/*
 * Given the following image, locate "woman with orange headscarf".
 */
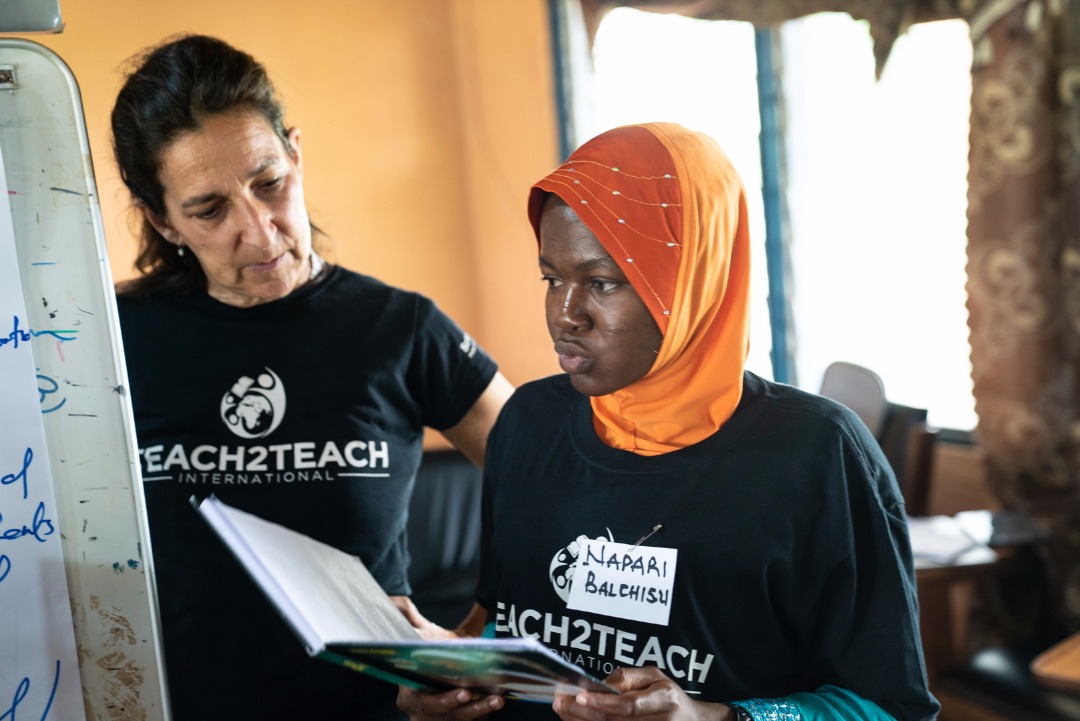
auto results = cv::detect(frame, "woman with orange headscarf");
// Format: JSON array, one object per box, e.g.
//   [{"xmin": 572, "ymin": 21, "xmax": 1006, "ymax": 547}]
[{"xmin": 397, "ymin": 124, "xmax": 938, "ymax": 721}]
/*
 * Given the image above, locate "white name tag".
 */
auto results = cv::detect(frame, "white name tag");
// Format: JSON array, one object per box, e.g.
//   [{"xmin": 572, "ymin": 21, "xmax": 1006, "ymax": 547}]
[{"xmin": 566, "ymin": 539, "xmax": 678, "ymax": 626}]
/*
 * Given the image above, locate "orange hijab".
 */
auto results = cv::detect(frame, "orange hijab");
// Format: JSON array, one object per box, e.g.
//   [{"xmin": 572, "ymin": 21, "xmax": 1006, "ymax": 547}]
[{"xmin": 528, "ymin": 123, "xmax": 751, "ymax": 455}]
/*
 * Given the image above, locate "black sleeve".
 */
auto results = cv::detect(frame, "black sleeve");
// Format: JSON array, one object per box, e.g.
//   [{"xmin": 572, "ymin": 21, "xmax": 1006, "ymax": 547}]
[
  {"xmin": 800, "ymin": 414, "xmax": 939, "ymax": 721},
  {"xmin": 406, "ymin": 295, "xmax": 497, "ymax": 431}
]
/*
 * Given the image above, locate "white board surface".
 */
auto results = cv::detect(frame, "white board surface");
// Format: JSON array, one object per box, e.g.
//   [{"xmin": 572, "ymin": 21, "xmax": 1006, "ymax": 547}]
[{"xmin": 0, "ymin": 38, "xmax": 169, "ymax": 721}]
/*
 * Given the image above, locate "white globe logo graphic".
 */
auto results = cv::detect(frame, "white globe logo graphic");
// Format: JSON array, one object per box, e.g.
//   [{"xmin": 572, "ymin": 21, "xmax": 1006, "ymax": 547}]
[{"xmin": 220, "ymin": 368, "xmax": 286, "ymax": 439}]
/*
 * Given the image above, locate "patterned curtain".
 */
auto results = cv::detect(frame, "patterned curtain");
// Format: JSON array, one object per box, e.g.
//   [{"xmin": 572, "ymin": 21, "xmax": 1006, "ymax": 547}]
[
  {"xmin": 966, "ymin": 0, "xmax": 1080, "ymax": 630},
  {"xmin": 573, "ymin": 0, "xmax": 1080, "ymax": 628}
]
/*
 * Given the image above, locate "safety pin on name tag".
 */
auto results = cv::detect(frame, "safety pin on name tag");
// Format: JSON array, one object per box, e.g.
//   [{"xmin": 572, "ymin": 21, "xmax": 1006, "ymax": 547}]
[{"xmin": 631, "ymin": 523, "xmax": 663, "ymax": 550}]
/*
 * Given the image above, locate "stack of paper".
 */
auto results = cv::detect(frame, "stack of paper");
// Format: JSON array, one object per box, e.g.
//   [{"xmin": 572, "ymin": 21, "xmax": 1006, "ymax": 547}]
[{"xmin": 906, "ymin": 514, "xmax": 995, "ymax": 566}]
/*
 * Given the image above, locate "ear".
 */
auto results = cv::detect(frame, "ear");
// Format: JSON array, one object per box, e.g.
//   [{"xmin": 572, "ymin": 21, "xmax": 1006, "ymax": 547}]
[
  {"xmin": 287, "ymin": 126, "xmax": 303, "ymax": 179},
  {"xmin": 139, "ymin": 203, "xmax": 183, "ymax": 247}
]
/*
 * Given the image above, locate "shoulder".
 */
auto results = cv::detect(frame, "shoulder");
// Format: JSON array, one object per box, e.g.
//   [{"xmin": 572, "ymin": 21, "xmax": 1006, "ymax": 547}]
[
  {"xmin": 311, "ymin": 267, "xmax": 451, "ymax": 334},
  {"xmin": 115, "ymin": 288, "xmax": 167, "ymax": 309},
  {"xmin": 504, "ymin": 374, "xmax": 576, "ymax": 411},
  {"xmin": 742, "ymin": 371, "xmax": 873, "ymax": 443},
  {"xmin": 324, "ymin": 266, "xmax": 445, "ymax": 317},
  {"xmin": 486, "ymin": 375, "xmax": 577, "ymax": 464},
  {"xmin": 322, "ymin": 266, "xmax": 416, "ymax": 301},
  {"xmin": 737, "ymin": 374, "xmax": 904, "ymax": 527},
  {"xmin": 490, "ymin": 376, "xmax": 576, "ymax": 438},
  {"xmin": 736, "ymin": 372, "xmax": 888, "ymax": 482},
  {"xmin": 499, "ymin": 374, "xmax": 578, "ymax": 418},
  {"xmin": 114, "ymin": 288, "xmax": 186, "ymax": 326}
]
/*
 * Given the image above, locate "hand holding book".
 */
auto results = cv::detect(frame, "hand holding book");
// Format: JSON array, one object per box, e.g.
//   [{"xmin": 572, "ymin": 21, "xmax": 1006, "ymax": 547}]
[{"xmin": 194, "ymin": 495, "xmax": 616, "ymax": 703}]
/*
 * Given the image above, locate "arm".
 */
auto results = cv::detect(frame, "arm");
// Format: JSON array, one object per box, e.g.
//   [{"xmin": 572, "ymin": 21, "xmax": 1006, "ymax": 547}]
[
  {"xmin": 556, "ymin": 673, "xmax": 893, "ymax": 721},
  {"xmin": 732, "ymin": 686, "xmax": 897, "ymax": 720},
  {"xmin": 441, "ymin": 372, "xmax": 514, "ymax": 467},
  {"xmin": 452, "ymin": 602, "xmax": 489, "ymax": 638}
]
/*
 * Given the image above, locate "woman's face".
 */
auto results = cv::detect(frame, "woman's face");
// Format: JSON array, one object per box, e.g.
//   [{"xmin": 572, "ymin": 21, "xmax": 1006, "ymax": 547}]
[
  {"xmin": 539, "ymin": 196, "xmax": 663, "ymax": 397},
  {"xmin": 146, "ymin": 109, "xmax": 312, "ymax": 307}
]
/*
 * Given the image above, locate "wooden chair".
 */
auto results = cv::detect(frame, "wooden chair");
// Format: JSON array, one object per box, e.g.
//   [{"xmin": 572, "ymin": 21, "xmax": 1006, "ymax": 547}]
[
  {"xmin": 879, "ymin": 401, "xmax": 936, "ymax": 517},
  {"xmin": 1032, "ymin": 631, "xmax": 1080, "ymax": 694}
]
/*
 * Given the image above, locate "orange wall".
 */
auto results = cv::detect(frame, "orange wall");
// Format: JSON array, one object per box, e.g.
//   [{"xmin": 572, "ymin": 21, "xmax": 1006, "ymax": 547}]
[{"xmin": 13, "ymin": 0, "xmax": 560, "ymax": 399}]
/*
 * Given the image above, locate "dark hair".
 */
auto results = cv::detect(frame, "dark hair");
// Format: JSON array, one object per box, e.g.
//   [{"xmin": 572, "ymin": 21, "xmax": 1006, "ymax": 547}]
[{"xmin": 112, "ymin": 34, "xmax": 325, "ymax": 296}]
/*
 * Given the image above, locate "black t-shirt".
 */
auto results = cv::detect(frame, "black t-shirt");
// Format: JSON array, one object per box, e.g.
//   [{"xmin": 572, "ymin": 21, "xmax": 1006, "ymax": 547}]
[
  {"xmin": 478, "ymin": 372, "xmax": 938, "ymax": 721},
  {"xmin": 118, "ymin": 266, "xmax": 497, "ymax": 720}
]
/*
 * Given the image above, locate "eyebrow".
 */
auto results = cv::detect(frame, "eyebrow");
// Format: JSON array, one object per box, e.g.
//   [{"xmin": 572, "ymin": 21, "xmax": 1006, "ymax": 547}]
[
  {"xmin": 539, "ymin": 255, "xmax": 620, "ymax": 273},
  {"xmin": 179, "ymin": 156, "xmax": 282, "ymax": 210}
]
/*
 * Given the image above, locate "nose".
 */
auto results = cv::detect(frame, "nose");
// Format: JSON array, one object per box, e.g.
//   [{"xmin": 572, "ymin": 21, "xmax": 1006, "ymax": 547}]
[
  {"xmin": 551, "ymin": 285, "xmax": 591, "ymax": 332},
  {"xmin": 236, "ymin": 196, "xmax": 275, "ymax": 248}
]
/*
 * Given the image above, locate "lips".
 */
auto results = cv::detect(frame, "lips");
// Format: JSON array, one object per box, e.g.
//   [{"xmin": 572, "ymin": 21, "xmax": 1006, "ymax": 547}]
[
  {"xmin": 245, "ymin": 253, "xmax": 286, "ymax": 273},
  {"xmin": 554, "ymin": 340, "xmax": 591, "ymax": 374}
]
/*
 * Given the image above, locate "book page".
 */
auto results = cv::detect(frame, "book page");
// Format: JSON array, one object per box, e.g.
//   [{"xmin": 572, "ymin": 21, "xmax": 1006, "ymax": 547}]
[{"xmin": 196, "ymin": 495, "xmax": 419, "ymax": 652}]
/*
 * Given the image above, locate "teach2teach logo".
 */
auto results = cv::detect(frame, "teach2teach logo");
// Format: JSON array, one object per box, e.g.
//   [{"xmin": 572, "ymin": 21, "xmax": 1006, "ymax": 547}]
[{"xmin": 220, "ymin": 368, "xmax": 286, "ymax": 439}]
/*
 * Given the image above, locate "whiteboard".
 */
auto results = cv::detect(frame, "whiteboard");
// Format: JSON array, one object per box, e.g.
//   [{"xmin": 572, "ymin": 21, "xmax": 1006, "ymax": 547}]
[{"xmin": 0, "ymin": 39, "xmax": 169, "ymax": 720}]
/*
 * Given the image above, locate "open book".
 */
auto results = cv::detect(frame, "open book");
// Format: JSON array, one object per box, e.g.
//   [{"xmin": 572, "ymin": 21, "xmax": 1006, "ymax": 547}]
[{"xmin": 194, "ymin": 495, "xmax": 615, "ymax": 702}]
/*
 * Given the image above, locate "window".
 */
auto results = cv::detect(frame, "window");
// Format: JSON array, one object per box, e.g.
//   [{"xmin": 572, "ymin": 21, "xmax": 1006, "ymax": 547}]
[
  {"xmin": 781, "ymin": 14, "xmax": 974, "ymax": 429},
  {"xmin": 585, "ymin": 8, "xmax": 773, "ymax": 379},
  {"xmin": 577, "ymin": 8, "xmax": 976, "ymax": 429}
]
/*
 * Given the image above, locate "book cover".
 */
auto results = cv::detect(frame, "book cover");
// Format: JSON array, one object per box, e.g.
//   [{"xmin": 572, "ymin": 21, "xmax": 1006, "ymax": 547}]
[{"xmin": 194, "ymin": 495, "xmax": 615, "ymax": 702}]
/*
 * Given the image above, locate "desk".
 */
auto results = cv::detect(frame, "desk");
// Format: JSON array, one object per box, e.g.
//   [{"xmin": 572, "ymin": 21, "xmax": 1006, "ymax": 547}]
[
  {"xmin": 911, "ymin": 508, "xmax": 1046, "ymax": 685},
  {"xmin": 915, "ymin": 547, "xmax": 1019, "ymax": 685},
  {"xmin": 1032, "ymin": 631, "xmax": 1080, "ymax": 694}
]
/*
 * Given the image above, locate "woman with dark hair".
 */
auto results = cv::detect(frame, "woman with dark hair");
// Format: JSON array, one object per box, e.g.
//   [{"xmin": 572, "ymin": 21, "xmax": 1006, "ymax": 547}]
[
  {"xmin": 398, "ymin": 123, "xmax": 939, "ymax": 721},
  {"xmin": 111, "ymin": 34, "xmax": 512, "ymax": 720}
]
